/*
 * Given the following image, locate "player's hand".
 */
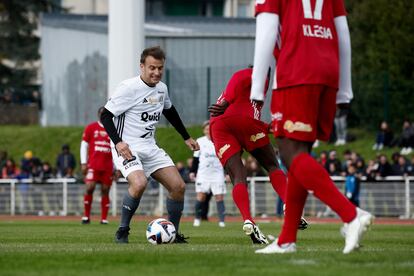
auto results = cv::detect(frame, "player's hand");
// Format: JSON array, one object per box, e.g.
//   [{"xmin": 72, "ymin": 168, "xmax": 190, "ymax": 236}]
[
  {"xmin": 115, "ymin": 141, "xmax": 133, "ymax": 161},
  {"xmin": 81, "ymin": 164, "xmax": 88, "ymax": 176},
  {"xmin": 189, "ymin": 172, "xmax": 196, "ymax": 182},
  {"xmin": 113, "ymin": 170, "xmax": 122, "ymax": 181},
  {"xmin": 185, "ymin": 138, "xmax": 200, "ymax": 151},
  {"xmin": 208, "ymin": 100, "xmax": 229, "ymax": 117}
]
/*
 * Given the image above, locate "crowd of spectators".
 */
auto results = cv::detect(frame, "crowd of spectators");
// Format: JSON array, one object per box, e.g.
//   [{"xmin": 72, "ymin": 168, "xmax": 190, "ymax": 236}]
[
  {"xmin": 373, "ymin": 120, "xmax": 414, "ymax": 155},
  {"xmin": 316, "ymin": 149, "xmax": 414, "ymax": 179},
  {"xmin": 2, "ymin": 127, "xmax": 414, "ymax": 183},
  {"xmin": 0, "ymin": 144, "xmax": 76, "ymax": 181}
]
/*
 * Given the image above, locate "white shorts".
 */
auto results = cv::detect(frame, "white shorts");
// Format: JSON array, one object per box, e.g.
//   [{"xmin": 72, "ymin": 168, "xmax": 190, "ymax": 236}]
[
  {"xmin": 195, "ymin": 181, "xmax": 227, "ymax": 195},
  {"xmin": 112, "ymin": 142, "xmax": 175, "ymax": 178}
]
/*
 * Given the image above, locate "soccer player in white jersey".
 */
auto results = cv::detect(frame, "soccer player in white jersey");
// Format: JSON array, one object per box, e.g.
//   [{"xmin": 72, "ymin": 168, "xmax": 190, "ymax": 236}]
[
  {"xmin": 100, "ymin": 46, "xmax": 199, "ymax": 243},
  {"xmin": 189, "ymin": 121, "xmax": 226, "ymax": 228}
]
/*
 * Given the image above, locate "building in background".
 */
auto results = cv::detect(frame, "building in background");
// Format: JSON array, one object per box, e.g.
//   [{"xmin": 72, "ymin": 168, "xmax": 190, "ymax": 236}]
[
  {"xmin": 40, "ymin": 14, "xmax": 268, "ymax": 127},
  {"xmin": 60, "ymin": 0, "xmax": 255, "ymax": 17}
]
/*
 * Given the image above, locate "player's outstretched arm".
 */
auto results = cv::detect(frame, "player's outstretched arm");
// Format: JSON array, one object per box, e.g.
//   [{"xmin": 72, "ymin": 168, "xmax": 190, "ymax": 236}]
[
  {"xmin": 250, "ymin": 12, "xmax": 279, "ymax": 102},
  {"xmin": 335, "ymin": 16, "xmax": 353, "ymax": 104},
  {"xmin": 162, "ymin": 105, "xmax": 199, "ymax": 150}
]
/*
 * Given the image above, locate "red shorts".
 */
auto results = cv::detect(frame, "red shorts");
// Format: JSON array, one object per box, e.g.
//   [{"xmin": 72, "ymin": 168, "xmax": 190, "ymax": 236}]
[
  {"xmin": 271, "ymin": 85, "xmax": 337, "ymax": 142},
  {"xmin": 85, "ymin": 168, "xmax": 113, "ymax": 186},
  {"xmin": 210, "ymin": 116, "xmax": 270, "ymax": 166}
]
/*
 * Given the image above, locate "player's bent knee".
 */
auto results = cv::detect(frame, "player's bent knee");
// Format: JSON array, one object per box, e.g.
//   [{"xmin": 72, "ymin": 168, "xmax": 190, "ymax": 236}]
[
  {"xmin": 128, "ymin": 176, "xmax": 147, "ymax": 197},
  {"xmin": 169, "ymin": 182, "xmax": 185, "ymax": 200}
]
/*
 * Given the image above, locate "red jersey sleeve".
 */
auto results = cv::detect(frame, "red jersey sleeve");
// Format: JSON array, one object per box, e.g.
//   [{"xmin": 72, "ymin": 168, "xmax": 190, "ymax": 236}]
[
  {"xmin": 255, "ymin": 0, "xmax": 279, "ymax": 16},
  {"xmin": 82, "ymin": 125, "xmax": 91, "ymax": 143},
  {"xmin": 333, "ymin": 0, "xmax": 347, "ymax": 17}
]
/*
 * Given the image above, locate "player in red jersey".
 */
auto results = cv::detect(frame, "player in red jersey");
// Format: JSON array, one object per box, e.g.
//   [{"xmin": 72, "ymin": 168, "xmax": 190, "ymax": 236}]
[
  {"xmin": 80, "ymin": 107, "xmax": 114, "ymax": 224},
  {"xmin": 250, "ymin": 0, "xmax": 373, "ymax": 254},
  {"xmin": 208, "ymin": 66, "xmax": 307, "ymax": 244}
]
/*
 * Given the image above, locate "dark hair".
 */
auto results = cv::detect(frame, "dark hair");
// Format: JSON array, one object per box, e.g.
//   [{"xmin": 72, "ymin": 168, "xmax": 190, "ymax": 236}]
[
  {"xmin": 98, "ymin": 106, "xmax": 105, "ymax": 115},
  {"xmin": 140, "ymin": 46, "xmax": 166, "ymax": 64}
]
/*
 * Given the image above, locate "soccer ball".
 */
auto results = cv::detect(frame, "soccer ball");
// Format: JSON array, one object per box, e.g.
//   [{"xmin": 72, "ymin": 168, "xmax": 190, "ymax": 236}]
[{"xmin": 146, "ymin": 218, "xmax": 176, "ymax": 244}]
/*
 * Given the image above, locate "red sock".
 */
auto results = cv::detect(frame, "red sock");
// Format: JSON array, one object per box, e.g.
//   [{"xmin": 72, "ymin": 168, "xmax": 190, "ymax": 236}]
[
  {"xmin": 278, "ymin": 172, "xmax": 308, "ymax": 244},
  {"xmin": 84, "ymin": 194, "xmax": 93, "ymax": 218},
  {"xmin": 101, "ymin": 195, "xmax": 110, "ymax": 221},
  {"xmin": 269, "ymin": 169, "xmax": 287, "ymax": 202},
  {"xmin": 291, "ymin": 153, "xmax": 356, "ymax": 223},
  {"xmin": 232, "ymin": 183, "xmax": 254, "ymax": 223}
]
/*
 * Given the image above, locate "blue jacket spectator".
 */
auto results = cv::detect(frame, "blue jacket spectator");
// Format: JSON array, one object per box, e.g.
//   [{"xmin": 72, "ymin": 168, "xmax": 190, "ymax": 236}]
[
  {"xmin": 345, "ymin": 164, "xmax": 360, "ymax": 207},
  {"xmin": 56, "ymin": 144, "xmax": 76, "ymax": 178}
]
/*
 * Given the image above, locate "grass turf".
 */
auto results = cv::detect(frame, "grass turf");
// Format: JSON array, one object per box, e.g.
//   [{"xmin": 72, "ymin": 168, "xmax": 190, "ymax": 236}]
[{"xmin": 0, "ymin": 220, "xmax": 413, "ymax": 275}]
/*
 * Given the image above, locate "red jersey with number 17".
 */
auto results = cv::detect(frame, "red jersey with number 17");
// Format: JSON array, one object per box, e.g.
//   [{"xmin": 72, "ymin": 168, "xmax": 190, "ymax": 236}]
[
  {"xmin": 255, "ymin": 0, "xmax": 346, "ymax": 89},
  {"xmin": 82, "ymin": 121, "xmax": 113, "ymax": 172},
  {"xmin": 210, "ymin": 68, "xmax": 267, "ymax": 124}
]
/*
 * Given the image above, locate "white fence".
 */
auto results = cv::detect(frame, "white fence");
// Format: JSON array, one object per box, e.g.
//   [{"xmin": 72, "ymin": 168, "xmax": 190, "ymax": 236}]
[{"xmin": 0, "ymin": 176, "xmax": 413, "ymax": 218}]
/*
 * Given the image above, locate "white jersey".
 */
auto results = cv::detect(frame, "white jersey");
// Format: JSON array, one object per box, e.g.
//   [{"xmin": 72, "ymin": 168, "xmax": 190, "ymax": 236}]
[
  {"xmin": 194, "ymin": 136, "xmax": 225, "ymax": 183},
  {"xmin": 105, "ymin": 76, "xmax": 172, "ymax": 147}
]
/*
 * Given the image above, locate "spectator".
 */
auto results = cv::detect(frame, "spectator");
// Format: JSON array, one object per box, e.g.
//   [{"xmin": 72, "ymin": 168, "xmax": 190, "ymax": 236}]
[
  {"xmin": 20, "ymin": 150, "xmax": 42, "ymax": 178},
  {"xmin": 365, "ymin": 159, "xmax": 378, "ymax": 181},
  {"xmin": 40, "ymin": 162, "xmax": 54, "ymax": 180},
  {"xmin": 327, "ymin": 162, "xmax": 341, "ymax": 176},
  {"xmin": 392, "ymin": 156, "xmax": 410, "ymax": 176},
  {"xmin": 345, "ymin": 164, "xmax": 360, "ymax": 207},
  {"xmin": 317, "ymin": 151, "xmax": 328, "ymax": 167},
  {"xmin": 2, "ymin": 159, "xmax": 20, "ymax": 178},
  {"xmin": 376, "ymin": 154, "xmax": 393, "ymax": 177},
  {"xmin": 398, "ymin": 120, "xmax": 414, "ymax": 155},
  {"xmin": 406, "ymin": 156, "xmax": 414, "ymax": 176},
  {"xmin": 341, "ymin": 149, "xmax": 352, "ymax": 172},
  {"xmin": 30, "ymin": 160, "xmax": 43, "ymax": 182},
  {"xmin": 334, "ymin": 104, "xmax": 349, "ymax": 146},
  {"xmin": 325, "ymin": 150, "xmax": 342, "ymax": 175},
  {"xmin": 56, "ymin": 144, "xmax": 76, "ymax": 178},
  {"xmin": 355, "ymin": 158, "xmax": 366, "ymax": 177},
  {"xmin": 372, "ymin": 121, "xmax": 394, "ymax": 150},
  {"xmin": 391, "ymin": 152, "xmax": 401, "ymax": 166}
]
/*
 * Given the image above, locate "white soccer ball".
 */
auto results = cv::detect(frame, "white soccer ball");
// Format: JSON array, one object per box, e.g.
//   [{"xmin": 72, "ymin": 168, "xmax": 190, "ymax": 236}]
[{"xmin": 146, "ymin": 218, "xmax": 176, "ymax": 245}]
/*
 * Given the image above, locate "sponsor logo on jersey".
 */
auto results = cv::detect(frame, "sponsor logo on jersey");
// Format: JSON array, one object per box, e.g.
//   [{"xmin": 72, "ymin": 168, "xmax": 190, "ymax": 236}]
[
  {"xmin": 271, "ymin": 112, "xmax": 283, "ymax": 121},
  {"xmin": 94, "ymin": 146, "xmax": 111, "ymax": 153},
  {"xmin": 250, "ymin": 132, "xmax": 266, "ymax": 142},
  {"xmin": 124, "ymin": 160, "xmax": 140, "ymax": 170},
  {"xmin": 303, "ymin": 24, "xmax": 333, "ymax": 40},
  {"xmin": 204, "ymin": 153, "xmax": 218, "ymax": 158},
  {"xmin": 218, "ymin": 144, "xmax": 230, "ymax": 159},
  {"xmin": 143, "ymin": 96, "xmax": 163, "ymax": 105},
  {"xmin": 141, "ymin": 112, "xmax": 161, "ymax": 122},
  {"xmin": 283, "ymin": 120, "xmax": 313, "ymax": 133}
]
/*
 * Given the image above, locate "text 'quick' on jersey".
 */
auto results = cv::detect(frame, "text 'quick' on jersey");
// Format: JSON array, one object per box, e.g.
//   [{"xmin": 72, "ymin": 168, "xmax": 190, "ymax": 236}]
[{"xmin": 104, "ymin": 76, "xmax": 172, "ymax": 146}]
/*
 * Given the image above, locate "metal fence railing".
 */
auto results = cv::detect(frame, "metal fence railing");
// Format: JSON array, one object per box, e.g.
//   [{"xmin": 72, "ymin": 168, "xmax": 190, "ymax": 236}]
[{"xmin": 0, "ymin": 176, "xmax": 412, "ymax": 218}]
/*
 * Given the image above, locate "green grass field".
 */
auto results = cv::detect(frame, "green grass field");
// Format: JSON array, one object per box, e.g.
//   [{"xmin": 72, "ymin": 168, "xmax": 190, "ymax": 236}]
[{"xmin": 1, "ymin": 219, "xmax": 413, "ymax": 275}]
